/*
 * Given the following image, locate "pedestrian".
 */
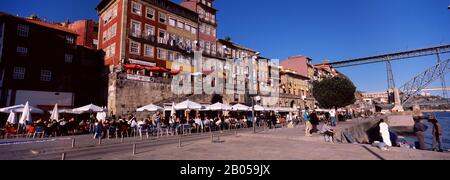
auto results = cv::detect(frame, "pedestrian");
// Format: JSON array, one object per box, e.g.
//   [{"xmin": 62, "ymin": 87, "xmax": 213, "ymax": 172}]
[
  {"xmin": 413, "ymin": 116, "xmax": 428, "ymax": 150},
  {"xmin": 304, "ymin": 110, "xmax": 312, "ymax": 137},
  {"xmin": 330, "ymin": 108, "xmax": 337, "ymax": 127},
  {"xmin": 309, "ymin": 110, "xmax": 319, "ymax": 133},
  {"xmin": 321, "ymin": 121, "xmax": 334, "ymax": 143},
  {"xmin": 94, "ymin": 120, "xmax": 103, "ymax": 139},
  {"xmin": 428, "ymin": 114, "xmax": 444, "ymax": 152},
  {"xmin": 379, "ymin": 119, "xmax": 392, "ymax": 147}
]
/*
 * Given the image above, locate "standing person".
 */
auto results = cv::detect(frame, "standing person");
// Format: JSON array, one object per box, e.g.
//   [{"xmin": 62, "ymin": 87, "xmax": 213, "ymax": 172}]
[
  {"xmin": 330, "ymin": 108, "xmax": 336, "ymax": 127},
  {"xmin": 379, "ymin": 119, "xmax": 392, "ymax": 147},
  {"xmin": 304, "ymin": 109, "xmax": 312, "ymax": 137},
  {"xmin": 309, "ymin": 110, "xmax": 319, "ymax": 133},
  {"xmin": 428, "ymin": 114, "xmax": 443, "ymax": 152},
  {"xmin": 413, "ymin": 117, "xmax": 428, "ymax": 150},
  {"xmin": 89, "ymin": 113, "xmax": 95, "ymax": 134},
  {"xmin": 271, "ymin": 113, "xmax": 277, "ymax": 129},
  {"xmin": 94, "ymin": 120, "xmax": 103, "ymax": 139}
]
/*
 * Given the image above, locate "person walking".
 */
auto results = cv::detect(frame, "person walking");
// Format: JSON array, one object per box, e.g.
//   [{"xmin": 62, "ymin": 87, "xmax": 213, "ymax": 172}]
[
  {"xmin": 428, "ymin": 114, "xmax": 444, "ymax": 152},
  {"xmin": 413, "ymin": 116, "xmax": 428, "ymax": 150},
  {"xmin": 304, "ymin": 110, "xmax": 312, "ymax": 137},
  {"xmin": 379, "ymin": 119, "xmax": 392, "ymax": 147},
  {"xmin": 309, "ymin": 110, "xmax": 319, "ymax": 133}
]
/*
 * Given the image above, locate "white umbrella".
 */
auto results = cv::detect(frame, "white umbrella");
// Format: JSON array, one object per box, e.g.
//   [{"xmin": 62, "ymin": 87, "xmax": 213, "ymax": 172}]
[
  {"xmin": 137, "ymin": 104, "xmax": 164, "ymax": 112},
  {"xmin": 231, "ymin": 104, "xmax": 250, "ymax": 111},
  {"xmin": 209, "ymin": 102, "xmax": 232, "ymax": 111},
  {"xmin": 58, "ymin": 109, "xmax": 82, "ymax": 114},
  {"xmin": 0, "ymin": 105, "xmax": 24, "ymax": 113},
  {"xmin": 253, "ymin": 105, "xmax": 268, "ymax": 111},
  {"xmin": 50, "ymin": 104, "xmax": 59, "ymax": 121},
  {"xmin": 18, "ymin": 102, "xmax": 32, "ymax": 125},
  {"xmin": 0, "ymin": 104, "xmax": 44, "ymax": 114},
  {"xmin": 7, "ymin": 111, "xmax": 17, "ymax": 124},
  {"xmin": 174, "ymin": 100, "xmax": 202, "ymax": 110},
  {"xmin": 73, "ymin": 104, "xmax": 105, "ymax": 113}
]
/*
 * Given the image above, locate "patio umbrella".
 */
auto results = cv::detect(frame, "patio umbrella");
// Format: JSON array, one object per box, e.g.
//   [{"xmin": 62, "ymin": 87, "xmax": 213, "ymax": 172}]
[
  {"xmin": 253, "ymin": 105, "xmax": 267, "ymax": 111},
  {"xmin": 231, "ymin": 104, "xmax": 250, "ymax": 111},
  {"xmin": 137, "ymin": 104, "xmax": 164, "ymax": 112},
  {"xmin": 0, "ymin": 104, "xmax": 44, "ymax": 114},
  {"xmin": 174, "ymin": 100, "xmax": 202, "ymax": 110},
  {"xmin": 18, "ymin": 102, "xmax": 32, "ymax": 125},
  {"xmin": 209, "ymin": 102, "xmax": 231, "ymax": 111},
  {"xmin": 7, "ymin": 111, "xmax": 17, "ymax": 124},
  {"xmin": 73, "ymin": 104, "xmax": 105, "ymax": 113},
  {"xmin": 0, "ymin": 105, "xmax": 24, "ymax": 113},
  {"xmin": 49, "ymin": 104, "xmax": 59, "ymax": 121}
]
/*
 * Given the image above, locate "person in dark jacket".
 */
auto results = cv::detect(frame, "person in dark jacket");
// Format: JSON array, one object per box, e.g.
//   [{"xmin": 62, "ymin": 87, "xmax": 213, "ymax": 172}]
[
  {"xmin": 428, "ymin": 114, "xmax": 444, "ymax": 152},
  {"xmin": 309, "ymin": 111, "xmax": 320, "ymax": 133},
  {"xmin": 413, "ymin": 117, "xmax": 428, "ymax": 150}
]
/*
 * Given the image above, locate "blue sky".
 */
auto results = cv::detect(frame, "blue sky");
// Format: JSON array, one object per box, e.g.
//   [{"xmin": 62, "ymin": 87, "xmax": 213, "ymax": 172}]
[{"xmin": 1, "ymin": 0, "xmax": 449, "ymax": 94}]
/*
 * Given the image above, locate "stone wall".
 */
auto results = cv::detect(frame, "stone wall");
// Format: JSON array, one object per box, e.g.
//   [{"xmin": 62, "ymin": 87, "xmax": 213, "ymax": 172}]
[{"xmin": 108, "ymin": 73, "xmax": 217, "ymax": 117}]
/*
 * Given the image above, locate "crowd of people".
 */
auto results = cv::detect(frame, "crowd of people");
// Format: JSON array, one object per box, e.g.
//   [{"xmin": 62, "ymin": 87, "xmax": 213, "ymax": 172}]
[{"xmin": 0, "ymin": 111, "xmax": 297, "ymax": 139}]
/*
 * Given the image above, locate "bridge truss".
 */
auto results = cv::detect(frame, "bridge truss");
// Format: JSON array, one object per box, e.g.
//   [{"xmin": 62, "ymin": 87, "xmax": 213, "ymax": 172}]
[
  {"xmin": 399, "ymin": 59, "xmax": 450, "ymax": 105},
  {"xmin": 317, "ymin": 44, "xmax": 450, "ymax": 105}
]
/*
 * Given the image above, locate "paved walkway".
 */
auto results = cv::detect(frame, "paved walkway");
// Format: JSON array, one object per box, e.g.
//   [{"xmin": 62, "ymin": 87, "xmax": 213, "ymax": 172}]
[{"xmin": 0, "ymin": 126, "xmax": 448, "ymax": 160}]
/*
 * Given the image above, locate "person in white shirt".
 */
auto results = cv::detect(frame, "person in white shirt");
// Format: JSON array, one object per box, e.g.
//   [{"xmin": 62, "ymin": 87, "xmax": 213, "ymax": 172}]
[
  {"xmin": 194, "ymin": 116, "xmax": 203, "ymax": 132},
  {"xmin": 329, "ymin": 108, "xmax": 337, "ymax": 127},
  {"xmin": 379, "ymin": 119, "xmax": 392, "ymax": 147}
]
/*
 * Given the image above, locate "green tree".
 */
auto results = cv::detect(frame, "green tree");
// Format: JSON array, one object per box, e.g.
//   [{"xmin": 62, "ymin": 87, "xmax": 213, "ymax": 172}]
[{"xmin": 312, "ymin": 76, "xmax": 356, "ymax": 109}]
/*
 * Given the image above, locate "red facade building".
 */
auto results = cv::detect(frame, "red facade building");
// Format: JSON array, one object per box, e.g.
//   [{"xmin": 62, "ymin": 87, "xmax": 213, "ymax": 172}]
[{"xmin": 0, "ymin": 12, "xmax": 106, "ymax": 111}]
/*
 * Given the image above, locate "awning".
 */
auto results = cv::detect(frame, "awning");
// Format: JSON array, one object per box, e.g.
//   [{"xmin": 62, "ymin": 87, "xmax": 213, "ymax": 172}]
[
  {"xmin": 129, "ymin": 59, "xmax": 156, "ymax": 67},
  {"xmin": 124, "ymin": 64, "xmax": 145, "ymax": 70},
  {"xmin": 146, "ymin": 66, "xmax": 168, "ymax": 72},
  {"xmin": 170, "ymin": 70, "xmax": 181, "ymax": 75}
]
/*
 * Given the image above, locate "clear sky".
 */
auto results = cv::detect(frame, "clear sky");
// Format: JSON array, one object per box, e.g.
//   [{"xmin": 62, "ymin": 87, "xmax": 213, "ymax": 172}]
[{"xmin": 1, "ymin": 0, "xmax": 449, "ymax": 94}]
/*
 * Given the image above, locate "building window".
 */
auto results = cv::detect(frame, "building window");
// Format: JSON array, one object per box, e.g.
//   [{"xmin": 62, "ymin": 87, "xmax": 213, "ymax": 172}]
[
  {"xmin": 169, "ymin": 18, "xmax": 176, "ymax": 27},
  {"xmin": 66, "ymin": 36, "xmax": 74, "ymax": 44},
  {"xmin": 185, "ymin": 24, "xmax": 191, "ymax": 32},
  {"xmin": 177, "ymin": 21, "xmax": 184, "ymax": 29},
  {"xmin": 13, "ymin": 67, "xmax": 26, "ymax": 80},
  {"xmin": 130, "ymin": 20, "xmax": 141, "ymax": 37},
  {"xmin": 191, "ymin": 27, "xmax": 197, "ymax": 35},
  {"xmin": 111, "ymin": 24, "xmax": 117, "ymax": 38},
  {"xmin": 130, "ymin": 41, "xmax": 140, "ymax": 55},
  {"xmin": 168, "ymin": 51, "xmax": 174, "ymax": 61},
  {"xmin": 40, "ymin": 70, "xmax": 52, "ymax": 82},
  {"xmin": 144, "ymin": 24, "xmax": 155, "ymax": 37},
  {"xmin": 16, "ymin": 46, "xmax": 28, "ymax": 56},
  {"xmin": 159, "ymin": 13, "xmax": 167, "ymax": 24},
  {"xmin": 144, "ymin": 44, "xmax": 154, "ymax": 57},
  {"xmin": 103, "ymin": 4, "xmax": 118, "ymax": 25},
  {"xmin": 131, "ymin": 1, "xmax": 142, "ymax": 15},
  {"xmin": 158, "ymin": 29, "xmax": 167, "ymax": 44},
  {"xmin": 157, "ymin": 48, "xmax": 166, "ymax": 60},
  {"xmin": 105, "ymin": 43, "xmax": 116, "ymax": 59},
  {"xmin": 17, "ymin": 24, "xmax": 29, "ymax": 37},
  {"xmin": 146, "ymin": 7, "xmax": 155, "ymax": 20},
  {"xmin": 65, "ymin": 54, "xmax": 73, "ymax": 63}
]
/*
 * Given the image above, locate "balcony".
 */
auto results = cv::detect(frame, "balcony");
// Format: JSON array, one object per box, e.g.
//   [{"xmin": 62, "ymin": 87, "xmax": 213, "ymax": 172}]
[{"xmin": 129, "ymin": 32, "xmax": 157, "ymax": 44}]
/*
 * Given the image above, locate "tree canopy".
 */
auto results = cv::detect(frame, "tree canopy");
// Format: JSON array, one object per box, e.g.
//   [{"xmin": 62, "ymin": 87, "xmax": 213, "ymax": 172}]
[{"xmin": 312, "ymin": 76, "xmax": 356, "ymax": 109}]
